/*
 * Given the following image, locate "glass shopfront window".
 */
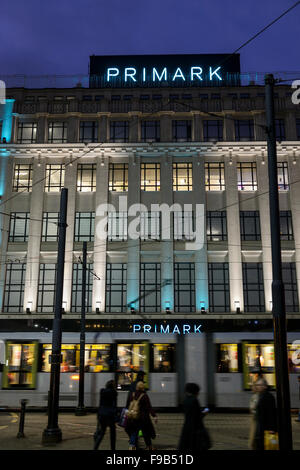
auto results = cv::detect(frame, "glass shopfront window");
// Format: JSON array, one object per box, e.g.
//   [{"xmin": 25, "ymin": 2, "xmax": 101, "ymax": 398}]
[
  {"xmin": 152, "ymin": 344, "xmax": 175, "ymax": 372},
  {"xmin": 216, "ymin": 344, "xmax": 238, "ymax": 372},
  {"xmin": 42, "ymin": 344, "xmax": 112, "ymax": 372},
  {"xmin": 116, "ymin": 343, "xmax": 149, "ymax": 390},
  {"xmin": 2, "ymin": 342, "xmax": 38, "ymax": 389},
  {"xmin": 242, "ymin": 342, "xmax": 275, "ymax": 390}
]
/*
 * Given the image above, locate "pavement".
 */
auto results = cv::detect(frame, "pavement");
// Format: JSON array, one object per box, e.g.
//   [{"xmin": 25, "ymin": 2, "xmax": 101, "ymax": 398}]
[{"xmin": 1, "ymin": 411, "xmax": 300, "ymax": 450}]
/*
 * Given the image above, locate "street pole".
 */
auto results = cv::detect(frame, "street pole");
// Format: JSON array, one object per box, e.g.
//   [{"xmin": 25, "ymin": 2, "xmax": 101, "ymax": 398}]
[
  {"xmin": 42, "ymin": 188, "xmax": 68, "ymax": 444},
  {"xmin": 75, "ymin": 241, "xmax": 87, "ymax": 416},
  {"xmin": 265, "ymin": 74, "xmax": 293, "ymax": 451}
]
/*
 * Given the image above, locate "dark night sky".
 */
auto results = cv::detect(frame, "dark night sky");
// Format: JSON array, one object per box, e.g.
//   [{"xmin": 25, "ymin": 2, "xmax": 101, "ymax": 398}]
[{"xmin": 1, "ymin": 0, "xmax": 299, "ymax": 76}]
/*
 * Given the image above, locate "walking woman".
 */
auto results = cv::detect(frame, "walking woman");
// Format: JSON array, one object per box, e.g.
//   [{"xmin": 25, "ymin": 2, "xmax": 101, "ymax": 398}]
[
  {"xmin": 125, "ymin": 381, "xmax": 157, "ymax": 450},
  {"xmin": 94, "ymin": 380, "xmax": 118, "ymax": 450}
]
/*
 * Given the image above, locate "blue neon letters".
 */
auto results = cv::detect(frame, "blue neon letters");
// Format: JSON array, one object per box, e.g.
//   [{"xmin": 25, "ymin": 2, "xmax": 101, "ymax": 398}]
[
  {"xmin": 106, "ymin": 66, "xmax": 222, "ymax": 83},
  {"xmin": 133, "ymin": 324, "xmax": 202, "ymax": 334}
]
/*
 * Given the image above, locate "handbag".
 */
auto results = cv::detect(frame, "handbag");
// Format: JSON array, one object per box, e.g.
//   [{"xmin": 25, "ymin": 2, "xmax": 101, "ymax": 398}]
[
  {"xmin": 264, "ymin": 431, "xmax": 279, "ymax": 450},
  {"xmin": 118, "ymin": 407, "xmax": 128, "ymax": 428}
]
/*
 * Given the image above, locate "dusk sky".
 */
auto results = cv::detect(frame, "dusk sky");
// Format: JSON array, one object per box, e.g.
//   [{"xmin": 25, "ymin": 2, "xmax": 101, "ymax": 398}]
[{"xmin": 1, "ymin": 0, "xmax": 299, "ymax": 76}]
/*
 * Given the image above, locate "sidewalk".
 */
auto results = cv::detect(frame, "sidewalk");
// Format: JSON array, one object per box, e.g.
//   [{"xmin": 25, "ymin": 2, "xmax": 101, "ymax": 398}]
[{"xmin": 1, "ymin": 412, "xmax": 300, "ymax": 450}]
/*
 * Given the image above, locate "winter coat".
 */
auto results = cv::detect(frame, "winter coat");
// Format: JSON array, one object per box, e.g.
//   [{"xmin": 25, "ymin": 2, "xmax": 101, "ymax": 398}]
[
  {"xmin": 254, "ymin": 390, "xmax": 277, "ymax": 450},
  {"xmin": 125, "ymin": 390, "xmax": 156, "ymax": 439},
  {"xmin": 178, "ymin": 394, "xmax": 210, "ymax": 452},
  {"xmin": 98, "ymin": 388, "xmax": 117, "ymax": 419}
]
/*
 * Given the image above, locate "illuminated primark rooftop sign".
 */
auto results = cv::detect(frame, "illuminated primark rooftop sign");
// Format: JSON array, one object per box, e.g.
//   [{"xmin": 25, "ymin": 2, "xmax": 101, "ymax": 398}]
[{"xmin": 89, "ymin": 54, "xmax": 240, "ymax": 88}]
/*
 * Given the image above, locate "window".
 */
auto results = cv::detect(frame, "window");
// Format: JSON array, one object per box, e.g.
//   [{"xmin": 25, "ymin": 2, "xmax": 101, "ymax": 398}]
[
  {"xmin": 275, "ymin": 119, "xmax": 285, "ymax": 141},
  {"xmin": 45, "ymin": 164, "xmax": 65, "ymax": 192},
  {"xmin": 42, "ymin": 344, "xmax": 112, "ymax": 372},
  {"xmin": 140, "ymin": 263, "xmax": 161, "ymax": 312},
  {"xmin": 240, "ymin": 211, "xmax": 261, "ymax": 241},
  {"xmin": 208, "ymin": 263, "xmax": 230, "ymax": 312},
  {"xmin": 296, "ymin": 118, "xmax": 300, "ymax": 140},
  {"xmin": 235, "ymin": 120, "xmax": 254, "ymax": 141},
  {"xmin": 173, "ymin": 163, "xmax": 193, "ymax": 191},
  {"xmin": 48, "ymin": 122, "xmax": 67, "ymax": 143},
  {"xmin": 242, "ymin": 263, "xmax": 265, "ymax": 312},
  {"xmin": 2, "ymin": 341, "xmax": 38, "ymax": 389},
  {"xmin": 105, "ymin": 263, "xmax": 127, "ymax": 312},
  {"xmin": 79, "ymin": 121, "xmax": 98, "ymax": 143},
  {"xmin": 237, "ymin": 162, "xmax": 257, "ymax": 191},
  {"xmin": 13, "ymin": 164, "xmax": 32, "ymax": 192},
  {"xmin": 116, "ymin": 343, "xmax": 149, "ymax": 390},
  {"xmin": 8, "ymin": 213, "xmax": 30, "ymax": 242},
  {"xmin": 172, "ymin": 120, "xmax": 192, "ymax": 142},
  {"xmin": 77, "ymin": 163, "xmax": 96, "ymax": 192},
  {"xmin": 41, "ymin": 212, "xmax": 59, "ymax": 242},
  {"xmin": 277, "ymin": 162, "xmax": 289, "ymax": 190},
  {"xmin": 17, "ymin": 122, "xmax": 37, "ymax": 143},
  {"xmin": 37, "ymin": 264, "xmax": 56, "ymax": 313},
  {"xmin": 141, "ymin": 163, "xmax": 160, "ymax": 191},
  {"xmin": 110, "ymin": 121, "xmax": 129, "ymax": 142},
  {"xmin": 174, "ymin": 263, "xmax": 195, "ymax": 313},
  {"xmin": 243, "ymin": 343, "xmax": 275, "ymax": 390},
  {"xmin": 3, "ymin": 263, "xmax": 26, "ymax": 312},
  {"xmin": 152, "ymin": 344, "xmax": 175, "ymax": 372},
  {"xmin": 203, "ymin": 120, "xmax": 223, "ymax": 142},
  {"xmin": 280, "ymin": 211, "xmax": 293, "ymax": 241},
  {"xmin": 216, "ymin": 344, "xmax": 238, "ymax": 372},
  {"xmin": 140, "ymin": 212, "xmax": 160, "ymax": 240},
  {"xmin": 108, "ymin": 212, "xmax": 127, "ymax": 241},
  {"xmin": 141, "ymin": 121, "xmax": 160, "ymax": 142},
  {"xmin": 206, "ymin": 211, "xmax": 227, "ymax": 241},
  {"xmin": 288, "ymin": 343, "xmax": 300, "ymax": 373},
  {"xmin": 282, "ymin": 263, "xmax": 299, "ymax": 312},
  {"xmin": 205, "ymin": 162, "xmax": 225, "ymax": 190},
  {"xmin": 174, "ymin": 212, "xmax": 194, "ymax": 240},
  {"xmin": 74, "ymin": 212, "xmax": 95, "ymax": 242},
  {"xmin": 109, "ymin": 163, "xmax": 128, "ymax": 192},
  {"xmin": 71, "ymin": 263, "xmax": 93, "ymax": 312}
]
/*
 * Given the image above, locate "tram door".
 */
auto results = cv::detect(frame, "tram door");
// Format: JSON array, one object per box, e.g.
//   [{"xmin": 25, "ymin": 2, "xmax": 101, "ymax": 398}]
[
  {"xmin": 2, "ymin": 341, "xmax": 38, "ymax": 389},
  {"xmin": 116, "ymin": 342, "xmax": 150, "ymax": 390}
]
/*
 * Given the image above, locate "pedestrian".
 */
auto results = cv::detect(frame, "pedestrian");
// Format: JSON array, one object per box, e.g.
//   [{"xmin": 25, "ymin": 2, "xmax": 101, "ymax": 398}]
[
  {"xmin": 248, "ymin": 377, "xmax": 260, "ymax": 449},
  {"xmin": 251, "ymin": 377, "xmax": 277, "ymax": 450},
  {"xmin": 126, "ymin": 370, "xmax": 146, "ymax": 409},
  {"xmin": 178, "ymin": 383, "xmax": 211, "ymax": 452},
  {"xmin": 94, "ymin": 379, "xmax": 118, "ymax": 451},
  {"xmin": 125, "ymin": 381, "xmax": 157, "ymax": 450}
]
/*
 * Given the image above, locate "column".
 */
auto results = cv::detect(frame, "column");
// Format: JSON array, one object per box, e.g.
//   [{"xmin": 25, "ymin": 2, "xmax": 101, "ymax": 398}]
[
  {"xmin": 92, "ymin": 156, "xmax": 109, "ymax": 312},
  {"xmin": 253, "ymin": 113, "xmax": 266, "ymax": 141},
  {"xmin": 160, "ymin": 113, "xmax": 172, "ymax": 142},
  {"xmin": 224, "ymin": 114, "xmax": 235, "ymax": 141},
  {"xmin": 129, "ymin": 113, "xmax": 140, "ymax": 143},
  {"xmin": 67, "ymin": 115, "xmax": 79, "ymax": 143},
  {"xmin": 285, "ymin": 113, "xmax": 297, "ymax": 141},
  {"xmin": 36, "ymin": 115, "xmax": 47, "ymax": 143},
  {"xmin": 23, "ymin": 158, "xmax": 45, "ymax": 312},
  {"xmin": 225, "ymin": 156, "xmax": 244, "ymax": 311},
  {"xmin": 98, "ymin": 113, "xmax": 109, "ymax": 142},
  {"xmin": 288, "ymin": 154, "xmax": 300, "ymax": 305},
  {"xmin": 192, "ymin": 112, "xmax": 203, "ymax": 142}
]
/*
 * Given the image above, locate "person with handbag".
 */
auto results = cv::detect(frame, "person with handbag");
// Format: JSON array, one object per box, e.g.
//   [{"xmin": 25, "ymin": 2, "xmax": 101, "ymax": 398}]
[
  {"xmin": 125, "ymin": 381, "xmax": 157, "ymax": 450},
  {"xmin": 93, "ymin": 380, "xmax": 118, "ymax": 451},
  {"xmin": 252, "ymin": 377, "xmax": 278, "ymax": 450},
  {"xmin": 178, "ymin": 382, "xmax": 211, "ymax": 452}
]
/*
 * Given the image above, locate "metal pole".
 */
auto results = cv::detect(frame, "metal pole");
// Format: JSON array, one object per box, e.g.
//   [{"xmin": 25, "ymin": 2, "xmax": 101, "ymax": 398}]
[
  {"xmin": 17, "ymin": 399, "xmax": 28, "ymax": 438},
  {"xmin": 42, "ymin": 188, "xmax": 68, "ymax": 444},
  {"xmin": 75, "ymin": 241, "xmax": 87, "ymax": 415},
  {"xmin": 265, "ymin": 74, "xmax": 293, "ymax": 451}
]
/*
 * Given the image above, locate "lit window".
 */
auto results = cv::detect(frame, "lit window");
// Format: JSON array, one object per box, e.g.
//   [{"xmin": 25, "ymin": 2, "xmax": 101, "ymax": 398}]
[
  {"xmin": 277, "ymin": 162, "xmax": 289, "ymax": 190},
  {"xmin": 237, "ymin": 162, "xmax": 257, "ymax": 191},
  {"xmin": 3, "ymin": 263, "xmax": 26, "ymax": 313},
  {"xmin": 74, "ymin": 212, "xmax": 95, "ymax": 242},
  {"xmin": 116, "ymin": 343, "xmax": 149, "ymax": 390},
  {"xmin": 42, "ymin": 212, "xmax": 59, "ymax": 242},
  {"xmin": 77, "ymin": 164, "xmax": 96, "ymax": 192},
  {"xmin": 205, "ymin": 162, "xmax": 225, "ymax": 190},
  {"xmin": 108, "ymin": 212, "xmax": 128, "ymax": 241},
  {"xmin": 17, "ymin": 122, "xmax": 37, "ymax": 143},
  {"xmin": 2, "ymin": 342, "xmax": 38, "ymax": 389},
  {"xmin": 109, "ymin": 163, "xmax": 128, "ymax": 192},
  {"xmin": 141, "ymin": 163, "xmax": 160, "ymax": 191},
  {"xmin": 45, "ymin": 164, "xmax": 65, "ymax": 192},
  {"xmin": 12, "ymin": 164, "xmax": 32, "ymax": 192},
  {"xmin": 8, "ymin": 213, "xmax": 30, "ymax": 242},
  {"xmin": 173, "ymin": 163, "xmax": 193, "ymax": 191},
  {"xmin": 48, "ymin": 121, "xmax": 68, "ymax": 143},
  {"xmin": 152, "ymin": 344, "xmax": 175, "ymax": 372},
  {"xmin": 216, "ymin": 344, "xmax": 238, "ymax": 372}
]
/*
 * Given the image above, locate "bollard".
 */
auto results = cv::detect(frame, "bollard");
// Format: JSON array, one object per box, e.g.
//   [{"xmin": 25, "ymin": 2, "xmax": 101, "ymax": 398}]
[{"xmin": 17, "ymin": 399, "xmax": 28, "ymax": 438}]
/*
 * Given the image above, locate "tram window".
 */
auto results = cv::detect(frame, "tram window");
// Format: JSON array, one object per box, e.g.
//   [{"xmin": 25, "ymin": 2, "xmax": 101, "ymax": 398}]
[
  {"xmin": 2, "ymin": 342, "xmax": 38, "ymax": 389},
  {"xmin": 116, "ymin": 343, "xmax": 149, "ymax": 390},
  {"xmin": 84, "ymin": 345, "xmax": 111, "ymax": 372},
  {"xmin": 216, "ymin": 344, "xmax": 238, "ymax": 373},
  {"xmin": 42, "ymin": 344, "xmax": 78, "ymax": 372},
  {"xmin": 242, "ymin": 343, "xmax": 275, "ymax": 390},
  {"xmin": 152, "ymin": 344, "xmax": 175, "ymax": 372},
  {"xmin": 288, "ymin": 343, "xmax": 300, "ymax": 373},
  {"xmin": 42, "ymin": 344, "xmax": 112, "ymax": 372}
]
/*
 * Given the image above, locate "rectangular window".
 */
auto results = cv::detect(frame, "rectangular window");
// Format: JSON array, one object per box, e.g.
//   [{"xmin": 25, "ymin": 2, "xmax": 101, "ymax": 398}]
[
  {"xmin": 152, "ymin": 344, "xmax": 175, "ymax": 372},
  {"xmin": 8, "ymin": 213, "xmax": 30, "ymax": 242},
  {"xmin": 71, "ymin": 263, "xmax": 93, "ymax": 312},
  {"xmin": 110, "ymin": 121, "xmax": 129, "ymax": 142},
  {"xmin": 79, "ymin": 121, "xmax": 98, "ymax": 143},
  {"xmin": 288, "ymin": 343, "xmax": 300, "ymax": 374},
  {"xmin": 17, "ymin": 122, "xmax": 37, "ymax": 143},
  {"xmin": 76, "ymin": 163, "xmax": 96, "ymax": 192},
  {"xmin": 74, "ymin": 212, "xmax": 95, "ymax": 242},
  {"xmin": 296, "ymin": 118, "xmax": 300, "ymax": 140},
  {"xmin": 277, "ymin": 162, "xmax": 289, "ymax": 190},
  {"xmin": 42, "ymin": 212, "xmax": 59, "ymax": 242},
  {"xmin": 3, "ymin": 263, "xmax": 26, "ymax": 312},
  {"xmin": 140, "ymin": 212, "xmax": 160, "ymax": 240},
  {"xmin": 243, "ymin": 343, "xmax": 275, "ymax": 390},
  {"xmin": 206, "ymin": 211, "xmax": 227, "ymax": 241},
  {"xmin": 141, "ymin": 121, "xmax": 160, "ymax": 142},
  {"xmin": 173, "ymin": 163, "xmax": 193, "ymax": 191},
  {"xmin": 172, "ymin": 120, "xmax": 192, "ymax": 142},
  {"xmin": 240, "ymin": 211, "xmax": 261, "ymax": 241},
  {"xmin": 280, "ymin": 211, "xmax": 293, "ymax": 241},
  {"xmin": 48, "ymin": 122, "xmax": 67, "ymax": 143},
  {"xmin": 45, "ymin": 164, "xmax": 65, "ymax": 192},
  {"xmin": 205, "ymin": 162, "xmax": 225, "ymax": 190},
  {"xmin": 2, "ymin": 341, "xmax": 38, "ymax": 389},
  {"xmin": 116, "ymin": 343, "xmax": 149, "ymax": 390},
  {"xmin": 216, "ymin": 344, "xmax": 238, "ymax": 373},
  {"xmin": 141, "ymin": 163, "xmax": 160, "ymax": 191},
  {"xmin": 140, "ymin": 263, "xmax": 161, "ymax": 313},
  {"xmin": 235, "ymin": 120, "xmax": 254, "ymax": 141},
  {"xmin": 108, "ymin": 212, "xmax": 128, "ymax": 241},
  {"xmin": 242, "ymin": 263, "xmax": 265, "ymax": 312},
  {"xmin": 275, "ymin": 118, "xmax": 285, "ymax": 141},
  {"xmin": 13, "ymin": 164, "xmax": 32, "ymax": 192},
  {"xmin": 174, "ymin": 212, "xmax": 194, "ymax": 240},
  {"xmin": 237, "ymin": 162, "xmax": 257, "ymax": 191},
  {"xmin": 174, "ymin": 263, "xmax": 195, "ymax": 313},
  {"xmin": 37, "ymin": 264, "xmax": 56, "ymax": 313},
  {"xmin": 109, "ymin": 163, "xmax": 128, "ymax": 192},
  {"xmin": 105, "ymin": 263, "xmax": 127, "ymax": 313},
  {"xmin": 203, "ymin": 120, "xmax": 223, "ymax": 142},
  {"xmin": 282, "ymin": 263, "xmax": 299, "ymax": 312},
  {"xmin": 208, "ymin": 263, "xmax": 230, "ymax": 313}
]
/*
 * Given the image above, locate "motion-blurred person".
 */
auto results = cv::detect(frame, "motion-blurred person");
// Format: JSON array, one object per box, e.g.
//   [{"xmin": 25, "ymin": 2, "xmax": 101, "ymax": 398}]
[
  {"xmin": 94, "ymin": 380, "xmax": 118, "ymax": 451},
  {"xmin": 248, "ymin": 377, "xmax": 260, "ymax": 449},
  {"xmin": 126, "ymin": 370, "xmax": 146, "ymax": 408},
  {"xmin": 251, "ymin": 377, "xmax": 277, "ymax": 450},
  {"xmin": 178, "ymin": 383, "xmax": 211, "ymax": 452}
]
